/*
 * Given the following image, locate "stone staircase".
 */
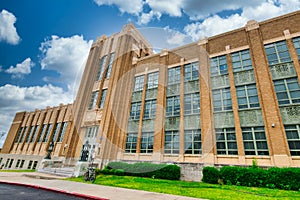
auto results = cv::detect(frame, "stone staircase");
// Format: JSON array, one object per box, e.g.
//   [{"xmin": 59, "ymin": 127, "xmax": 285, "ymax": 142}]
[{"xmin": 37, "ymin": 167, "xmax": 75, "ymax": 177}]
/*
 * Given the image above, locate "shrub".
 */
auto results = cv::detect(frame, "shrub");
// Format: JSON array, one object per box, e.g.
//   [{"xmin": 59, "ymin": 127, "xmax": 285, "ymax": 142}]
[
  {"xmin": 101, "ymin": 162, "xmax": 180, "ymax": 180},
  {"xmin": 220, "ymin": 166, "xmax": 240, "ymax": 185},
  {"xmin": 202, "ymin": 166, "xmax": 220, "ymax": 184},
  {"xmin": 219, "ymin": 165, "xmax": 300, "ymax": 191}
]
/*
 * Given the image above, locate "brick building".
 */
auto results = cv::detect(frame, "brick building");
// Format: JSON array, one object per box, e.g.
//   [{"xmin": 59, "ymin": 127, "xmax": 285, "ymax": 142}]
[{"xmin": 1, "ymin": 11, "xmax": 300, "ymax": 180}]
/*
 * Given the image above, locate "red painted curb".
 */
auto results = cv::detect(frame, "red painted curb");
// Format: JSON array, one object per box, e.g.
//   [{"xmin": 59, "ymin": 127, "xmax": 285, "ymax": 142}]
[{"xmin": 0, "ymin": 181, "xmax": 109, "ymax": 200}]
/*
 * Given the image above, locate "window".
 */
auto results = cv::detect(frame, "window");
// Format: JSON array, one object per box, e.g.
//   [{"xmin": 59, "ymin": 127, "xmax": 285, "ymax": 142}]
[
  {"xmin": 19, "ymin": 126, "xmax": 28, "ymax": 143},
  {"xmin": 212, "ymin": 88, "xmax": 232, "ymax": 111},
  {"xmin": 265, "ymin": 41, "xmax": 291, "ymax": 65},
  {"xmin": 99, "ymin": 89, "xmax": 107, "ymax": 109},
  {"xmin": 242, "ymin": 127, "xmax": 269, "ymax": 155},
  {"xmin": 105, "ymin": 52, "xmax": 115, "ymax": 78},
  {"xmin": 15, "ymin": 127, "xmax": 23, "ymax": 143},
  {"xmin": 231, "ymin": 50, "xmax": 252, "ymax": 72},
  {"xmin": 184, "ymin": 93, "xmax": 200, "ymax": 115},
  {"xmin": 30, "ymin": 125, "xmax": 40, "ymax": 143},
  {"xmin": 236, "ymin": 84, "xmax": 260, "ymax": 109},
  {"xmin": 5, "ymin": 159, "xmax": 10, "ymax": 168},
  {"xmin": 293, "ymin": 37, "xmax": 300, "ymax": 60},
  {"xmin": 58, "ymin": 122, "xmax": 67, "ymax": 142},
  {"xmin": 130, "ymin": 102, "xmax": 141, "ymax": 120},
  {"xmin": 285, "ymin": 125, "xmax": 300, "ymax": 156},
  {"xmin": 134, "ymin": 76, "xmax": 144, "ymax": 91},
  {"xmin": 51, "ymin": 123, "xmax": 61, "ymax": 142},
  {"xmin": 85, "ymin": 126, "xmax": 99, "ymax": 138},
  {"xmin": 273, "ymin": 77, "xmax": 300, "ymax": 105},
  {"xmin": 27, "ymin": 160, "xmax": 33, "ymax": 169},
  {"xmin": 15, "ymin": 159, "xmax": 20, "ymax": 168},
  {"xmin": 25, "ymin": 126, "xmax": 35, "ymax": 142},
  {"xmin": 166, "ymin": 96, "xmax": 180, "ymax": 116},
  {"xmin": 168, "ymin": 67, "xmax": 181, "ymax": 84},
  {"xmin": 164, "ymin": 130, "xmax": 180, "ymax": 154},
  {"xmin": 8, "ymin": 159, "xmax": 14, "ymax": 168},
  {"xmin": 210, "ymin": 55, "xmax": 228, "ymax": 76},
  {"xmin": 184, "ymin": 129, "xmax": 201, "ymax": 154},
  {"xmin": 38, "ymin": 124, "xmax": 47, "ymax": 142},
  {"xmin": 143, "ymin": 100, "xmax": 156, "ymax": 119},
  {"xmin": 216, "ymin": 128, "xmax": 238, "ymax": 155},
  {"xmin": 147, "ymin": 72, "xmax": 159, "ymax": 89},
  {"xmin": 125, "ymin": 133, "xmax": 137, "ymax": 153},
  {"xmin": 88, "ymin": 91, "xmax": 99, "ymax": 110},
  {"xmin": 42, "ymin": 124, "xmax": 53, "ymax": 142},
  {"xmin": 140, "ymin": 132, "xmax": 154, "ymax": 153},
  {"xmin": 184, "ymin": 62, "xmax": 199, "ymax": 81},
  {"xmin": 20, "ymin": 160, "xmax": 25, "ymax": 168},
  {"xmin": 32, "ymin": 161, "xmax": 38, "ymax": 170},
  {"xmin": 96, "ymin": 55, "xmax": 107, "ymax": 80}
]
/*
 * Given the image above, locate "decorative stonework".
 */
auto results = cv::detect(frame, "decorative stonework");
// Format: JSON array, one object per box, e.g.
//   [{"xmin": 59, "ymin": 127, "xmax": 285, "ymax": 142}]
[
  {"xmin": 184, "ymin": 80, "xmax": 200, "ymax": 93},
  {"xmin": 280, "ymin": 106, "xmax": 300, "ymax": 124},
  {"xmin": 128, "ymin": 120, "xmax": 139, "ymax": 132},
  {"xmin": 239, "ymin": 109, "xmax": 263, "ymax": 126},
  {"xmin": 214, "ymin": 112, "xmax": 234, "ymax": 128},
  {"xmin": 198, "ymin": 38, "xmax": 208, "ymax": 46},
  {"xmin": 269, "ymin": 62, "xmax": 296, "ymax": 80},
  {"xmin": 245, "ymin": 20, "xmax": 259, "ymax": 31},
  {"xmin": 131, "ymin": 91, "xmax": 143, "ymax": 102},
  {"xmin": 284, "ymin": 29, "xmax": 291, "ymax": 39},
  {"xmin": 146, "ymin": 88, "xmax": 157, "ymax": 100},
  {"xmin": 142, "ymin": 119, "xmax": 155, "ymax": 132},
  {"xmin": 184, "ymin": 115, "xmax": 201, "ymax": 129},
  {"xmin": 167, "ymin": 84, "xmax": 180, "ymax": 96},
  {"xmin": 234, "ymin": 70, "xmax": 255, "ymax": 85},
  {"xmin": 211, "ymin": 75, "xmax": 229, "ymax": 89},
  {"xmin": 165, "ymin": 117, "xmax": 180, "ymax": 130}
]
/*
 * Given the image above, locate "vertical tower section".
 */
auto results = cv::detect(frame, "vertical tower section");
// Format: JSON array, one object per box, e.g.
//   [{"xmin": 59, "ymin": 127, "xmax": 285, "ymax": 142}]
[{"xmin": 71, "ymin": 24, "xmax": 153, "ymax": 165}]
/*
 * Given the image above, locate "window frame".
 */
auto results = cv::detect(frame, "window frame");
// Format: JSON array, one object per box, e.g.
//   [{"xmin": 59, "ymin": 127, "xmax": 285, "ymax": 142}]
[
  {"xmin": 164, "ymin": 130, "xmax": 180, "ymax": 154},
  {"xmin": 184, "ymin": 129, "xmax": 201, "ymax": 155}
]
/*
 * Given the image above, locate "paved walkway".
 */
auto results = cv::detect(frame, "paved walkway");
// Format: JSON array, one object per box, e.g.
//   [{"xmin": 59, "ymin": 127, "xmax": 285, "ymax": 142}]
[{"xmin": 0, "ymin": 172, "xmax": 205, "ymax": 200}]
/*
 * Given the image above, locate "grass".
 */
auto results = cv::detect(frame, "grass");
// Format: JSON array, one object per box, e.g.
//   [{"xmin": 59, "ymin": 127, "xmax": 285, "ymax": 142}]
[
  {"xmin": 0, "ymin": 169, "xmax": 36, "ymax": 172},
  {"xmin": 66, "ymin": 174, "xmax": 300, "ymax": 200}
]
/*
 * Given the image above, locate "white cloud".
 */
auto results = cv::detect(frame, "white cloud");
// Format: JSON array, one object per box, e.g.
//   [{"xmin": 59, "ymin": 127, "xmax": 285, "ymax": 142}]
[
  {"xmin": 184, "ymin": 14, "xmax": 247, "ymax": 41},
  {"xmin": 138, "ymin": 10, "xmax": 161, "ymax": 25},
  {"xmin": 139, "ymin": 27, "xmax": 192, "ymax": 51},
  {"xmin": 93, "ymin": 0, "xmax": 143, "ymax": 15},
  {"xmin": 0, "ymin": 9, "xmax": 21, "ymax": 45},
  {"xmin": 164, "ymin": 27, "xmax": 190, "ymax": 46},
  {"xmin": 181, "ymin": 0, "xmax": 262, "ymax": 20},
  {"xmin": 146, "ymin": 0, "xmax": 183, "ymax": 17},
  {"xmin": 0, "ymin": 84, "xmax": 74, "ymax": 147},
  {"xmin": 5, "ymin": 58, "xmax": 34, "ymax": 78},
  {"xmin": 242, "ymin": 0, "xmax": 300, "ymax": 22},
  {"xmin": 39, "ymin": 35, "xmax": 93, "ymax": 91},
  {"xmin": 184, "ymin": 0, "xmax": 300, "ymax": 41}
]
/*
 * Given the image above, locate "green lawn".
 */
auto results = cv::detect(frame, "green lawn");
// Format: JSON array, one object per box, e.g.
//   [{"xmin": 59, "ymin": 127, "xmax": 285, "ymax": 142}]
[{"xmin": 67, "ymin": 175, "xmax": 300, "ymax": 200}]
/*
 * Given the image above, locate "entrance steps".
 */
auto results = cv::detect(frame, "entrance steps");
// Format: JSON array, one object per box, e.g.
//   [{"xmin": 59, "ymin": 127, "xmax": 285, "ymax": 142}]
[{"xmin": 37, "ymin": 167, "xmax": 75, "ymax": 177}]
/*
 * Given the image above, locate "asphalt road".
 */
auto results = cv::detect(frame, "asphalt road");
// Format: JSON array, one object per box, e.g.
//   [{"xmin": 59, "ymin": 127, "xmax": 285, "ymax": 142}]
[{"xmin": 0, "ymin": 183, "xmax": 85, "ymax": 200}]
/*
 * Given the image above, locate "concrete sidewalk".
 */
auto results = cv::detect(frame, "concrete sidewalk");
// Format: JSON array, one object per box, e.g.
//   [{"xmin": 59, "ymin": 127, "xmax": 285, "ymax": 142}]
[{"xmin": 0, "ymin": 172, "xmax": 205, "ymax": 200}]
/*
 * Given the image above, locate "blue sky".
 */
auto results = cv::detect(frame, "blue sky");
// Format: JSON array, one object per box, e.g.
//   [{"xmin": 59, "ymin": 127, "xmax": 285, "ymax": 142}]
[{"xmin": 0, "ymin": 0, "xmax": 299, "ymax": 146}]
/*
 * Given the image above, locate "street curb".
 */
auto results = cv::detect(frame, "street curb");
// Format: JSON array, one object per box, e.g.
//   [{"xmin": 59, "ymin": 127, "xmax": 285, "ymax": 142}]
[{"xmin": 0, "ymin": 181, "xmax": 109, "ymax": 200}]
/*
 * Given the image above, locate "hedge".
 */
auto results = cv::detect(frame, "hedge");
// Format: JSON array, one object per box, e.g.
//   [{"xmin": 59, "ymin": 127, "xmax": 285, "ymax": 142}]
[
  {"xmin": 202, "ymin": 166, "xmax": 220, "ymax": 184},
  {"xmin": 100, "ymin": 162, "xmax": 181, "ymax": 180},
  {"xmin": 202, "ymin": 165, "xmax": 300, "ymax": 191}
]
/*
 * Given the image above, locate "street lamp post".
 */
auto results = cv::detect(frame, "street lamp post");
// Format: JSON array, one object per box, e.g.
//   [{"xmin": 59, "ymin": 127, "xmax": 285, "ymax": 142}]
[{"xmin": 44, "ymin": 141, "xmax": 55, "ymax": 159}]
